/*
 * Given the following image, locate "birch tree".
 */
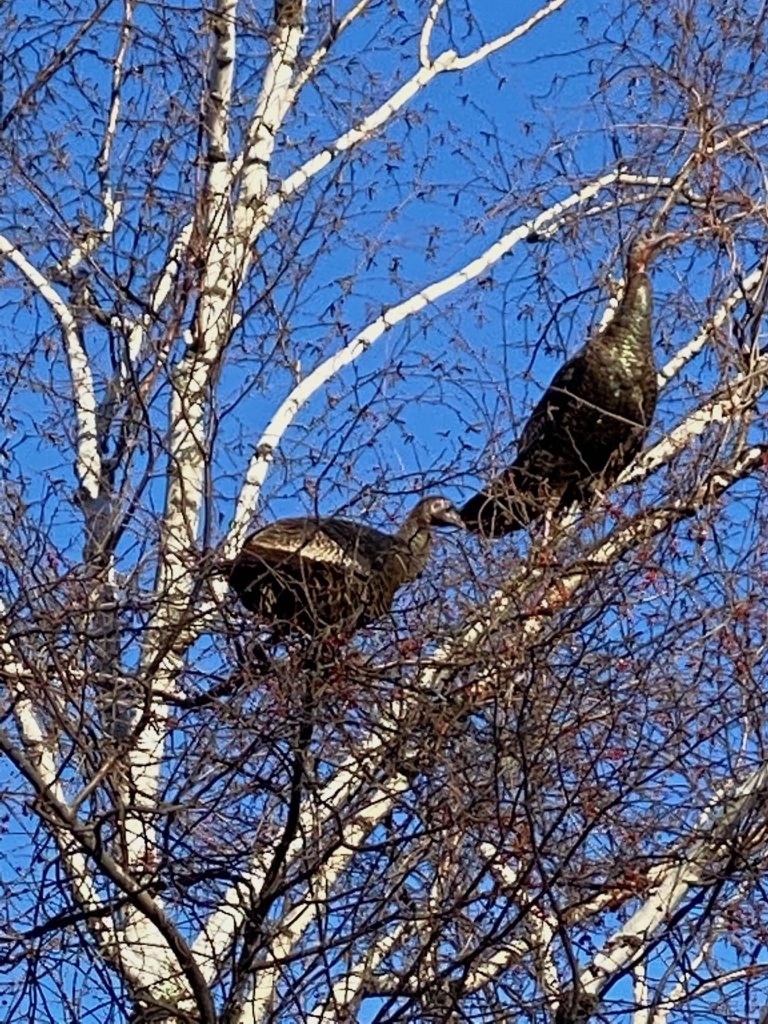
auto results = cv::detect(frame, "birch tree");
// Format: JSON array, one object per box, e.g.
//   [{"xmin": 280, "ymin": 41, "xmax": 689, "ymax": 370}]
[{"xmin": 1, "ymin": 1, "xmax": 768, "ymax": 1022}]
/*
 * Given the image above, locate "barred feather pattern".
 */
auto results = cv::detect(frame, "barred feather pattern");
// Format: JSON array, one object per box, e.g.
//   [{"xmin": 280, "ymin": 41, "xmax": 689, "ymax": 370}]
[{"xmin": 229, "ymin": 497, "xmax": 462, "ymax": 637}]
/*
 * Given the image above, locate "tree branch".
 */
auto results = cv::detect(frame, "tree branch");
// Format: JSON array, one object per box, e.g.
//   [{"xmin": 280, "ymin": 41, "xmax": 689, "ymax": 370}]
[
  {"xmin": 55, "ymin": 0, "xmax": 133, "ymax": 276},
  {"xmin": 578, "ymin": 757, "xmax": 768, "ymax": 1004},
  {"xmin": 228, "ymin": 167, "xmax": 638, "ymax": 552},
  {"xmin": 0, "ymin": 233, "xmax": 101, "ymax": 498},
  {"xmin": 0, "ymin": 727, "xmax": 216, "ymax": 1023},
  {"xmin": 449, "ymin": 0, "xmax": 569, "ymax": 72},
  {"xmin": 247, "ymin": 2, "xmax": 568, "ymax": 248},
  {"xmin": 658, "ymin": 258, "xmax": 768, "ymax": 385},
  {"xmin": 0, "ymin": 2, "xmax": 112, "ymax": 134}
]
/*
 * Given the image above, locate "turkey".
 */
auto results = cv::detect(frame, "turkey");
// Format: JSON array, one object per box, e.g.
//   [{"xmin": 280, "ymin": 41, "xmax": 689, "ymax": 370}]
[
  {"xmin": 229, "ymin": 496, "xmax": 463, "ymax": 638},
  {"xmin": 461, "ymin": 233, "xmax": 676, "ymax": 537}
]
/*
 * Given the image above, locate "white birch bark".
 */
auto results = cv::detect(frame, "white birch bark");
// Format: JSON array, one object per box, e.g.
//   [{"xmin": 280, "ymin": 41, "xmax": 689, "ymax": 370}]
[
  {"xmin": 4, "ymin": 2, "xmax": 767, "ymax": 1020},
  {"xmin": 574, "ymin": 760, "xmax": 768, "ymax": 1005},
  {"xmin": 228, "ymin": 168, "xmax": 655, "ymax": 552},
  {"xmin": 0, "ymin": 234, "xmax": 101, "ymax": 499},
  {"xmin": 196, "ymin": 445, "xmax": 765, "ymax": 1020}
]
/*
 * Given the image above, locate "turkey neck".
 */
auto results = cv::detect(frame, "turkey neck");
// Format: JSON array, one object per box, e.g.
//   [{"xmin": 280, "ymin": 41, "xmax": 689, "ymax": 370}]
[
  {"xmin": 594, "ymin": 270, "xmax": 653, "ymax": 376},
  {"xmin": 390, "ymin": 517, "xmax": 434, "ymax": 583}
]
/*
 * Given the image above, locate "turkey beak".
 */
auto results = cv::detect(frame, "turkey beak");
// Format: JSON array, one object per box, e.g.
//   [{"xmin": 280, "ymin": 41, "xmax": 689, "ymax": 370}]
[{"xmin": 433, "ymin": 506, "xmax": 465, "ymax": 529}]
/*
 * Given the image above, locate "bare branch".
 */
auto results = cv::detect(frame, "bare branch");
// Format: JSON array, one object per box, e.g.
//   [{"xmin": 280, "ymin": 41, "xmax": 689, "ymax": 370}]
[
  {"xmin": 249, "ymin": 5, "xmax": 568, "ymax": 245},
  {"xmin": 0, "ymin": 233, "xmax": 101, "ymax": 498},
  {"xmin": 629, "ymin": 356, "xmax": 768, "ymax": 484},
  {"xmin": 0, "ymin": 2, "xmax": 111, "ymax": 134},
  {"xmin": 205, "ymin": 0, "xmax": 237, "ymax": 167},
  {"xmin": 449, "ymin": 0, "xmax": 569, "ymax": 72},
  {"xmin": 0, "ymin": 633, "xmax": 125, "ymax": 982},
  {"xmin": 306, "ymin": 919, "xmax": 409, "ymax": 1023},
  {"xmin": 659, "ymin": 260, "xmax": 768, "ymax": 385},
  {"xmin": 419, "ymin": 0, "xmax": 448, "ymax": 68},
  {"xmin": 228, "ymin": 168, "xmax": 635, "ymax": 551},
  {"xmin": 579, "ymin": 755, "xmax": 768, "ymax": 1002},
  {"xmin": 0, "ymin": 727, "xmax": 216, "ymax": 1021},
  {"xmin": 289, "ymin": 0, "xmax": 372, "ymax": 97},
  {"xmin": 243, "ymin": 776, "xmax": 411, "ymax": 1024},
  {"xmin": 236, "ymin": 10, "xmax": 305, "ymax": 218},
  {"xmin": 192, "ymin": 774, "xmax": 411, "ymax": 996},
  {"xmin": 58, "ymin": 0, "xmax": 134, "ymax": 275}
]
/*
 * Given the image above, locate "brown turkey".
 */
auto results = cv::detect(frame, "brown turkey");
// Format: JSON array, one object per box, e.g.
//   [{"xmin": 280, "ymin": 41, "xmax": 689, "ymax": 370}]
[
  {"xmin": 229, "ymin": 496, "xmax": 463, "ymax": 638},
  {"xmin": 461, "ymin": 233, "xmax": 676, "ymax": 538}
]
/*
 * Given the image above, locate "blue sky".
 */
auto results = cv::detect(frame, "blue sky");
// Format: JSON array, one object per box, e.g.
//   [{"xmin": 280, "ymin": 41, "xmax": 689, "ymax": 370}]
[{"xmin": 1, "ymin": 1, "xmax": 768, "ymax": 1021}]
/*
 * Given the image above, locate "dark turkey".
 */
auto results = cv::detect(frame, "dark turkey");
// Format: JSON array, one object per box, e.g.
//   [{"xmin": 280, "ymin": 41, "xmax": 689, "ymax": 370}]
[
  {"xmin": 461, "ymin": 234, "xmax": 674, "ymax": 537},
  {"xmin": 229, "ymin": 496, "xmax": 463, "ymax": 637}
]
